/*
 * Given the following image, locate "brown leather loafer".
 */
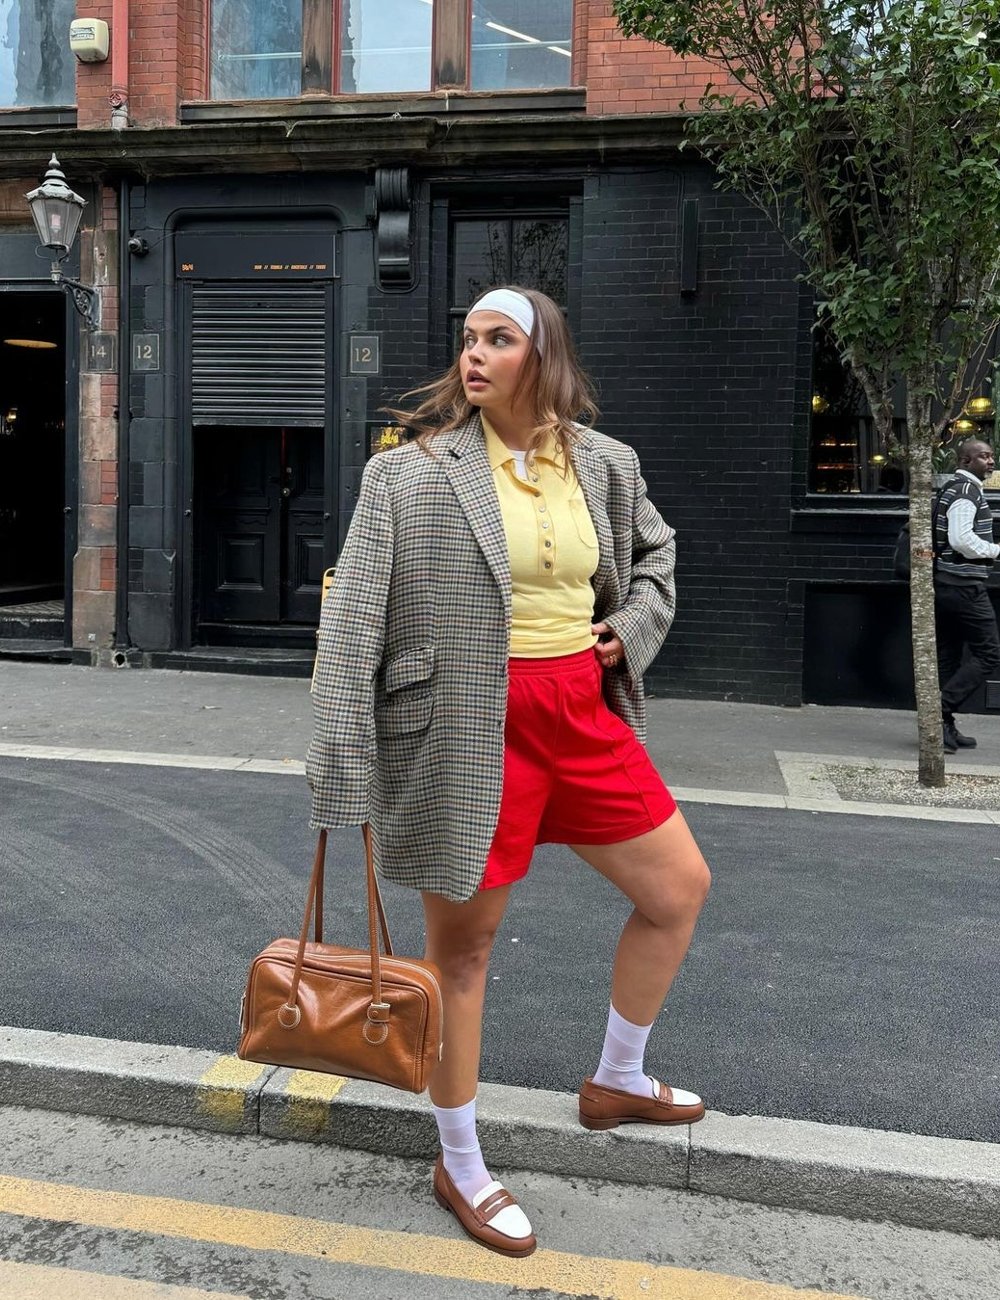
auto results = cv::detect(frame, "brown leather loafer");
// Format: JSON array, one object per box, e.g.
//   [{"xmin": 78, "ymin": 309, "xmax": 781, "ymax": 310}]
[
  {"xmin": 578, "ymin": 1077, "xmax": 706, "ymax": 1130},
  {"xmin": 432, "ymin": 1156, "xmax": 537, "ymax": 1257}
]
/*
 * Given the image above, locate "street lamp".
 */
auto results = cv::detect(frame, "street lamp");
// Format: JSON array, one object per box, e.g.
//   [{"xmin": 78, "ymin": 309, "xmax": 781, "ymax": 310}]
[{"xmin": 25, "ymin": 155, "xmax": 100, "ymax": 330}]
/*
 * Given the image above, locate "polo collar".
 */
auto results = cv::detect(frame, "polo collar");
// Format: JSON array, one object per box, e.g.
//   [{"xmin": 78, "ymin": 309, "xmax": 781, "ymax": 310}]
[{"xmin": 481, "ymin": 414, "xmax": 563, "ymax": 471}]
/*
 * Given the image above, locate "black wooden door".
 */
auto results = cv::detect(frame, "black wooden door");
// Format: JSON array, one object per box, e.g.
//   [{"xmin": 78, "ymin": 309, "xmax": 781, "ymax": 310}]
[
  {"xmin": 284, "ymin": 429, "xmax": 325, "ymax": 623},
  {"xmin": 196, "ymin": 428, "xmax": 324, "ymax": 628}
]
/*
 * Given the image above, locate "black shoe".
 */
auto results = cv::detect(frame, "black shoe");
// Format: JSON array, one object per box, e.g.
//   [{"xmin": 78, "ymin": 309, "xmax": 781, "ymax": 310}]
[{"xmin": 943, "ymin": 721, "xmax": 976, "ymax": 752}]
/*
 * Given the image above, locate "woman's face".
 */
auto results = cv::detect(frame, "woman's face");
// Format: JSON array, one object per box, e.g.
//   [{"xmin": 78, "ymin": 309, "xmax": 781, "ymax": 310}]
[{"xmin": 459, "ymin": 310, "xmax": 533, "ymax": 417}]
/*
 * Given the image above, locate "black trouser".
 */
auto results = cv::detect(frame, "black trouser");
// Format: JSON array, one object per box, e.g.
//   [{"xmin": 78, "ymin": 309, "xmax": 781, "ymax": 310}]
[{"xmin": 934, "ymin": 582, "xmax": 1000, "ymax": 717}]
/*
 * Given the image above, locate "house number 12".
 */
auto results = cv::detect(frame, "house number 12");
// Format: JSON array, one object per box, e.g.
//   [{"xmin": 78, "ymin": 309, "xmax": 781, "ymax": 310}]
[{"xmin": 349, "ymin": 334, "xmax": 380, "ymax": 375}]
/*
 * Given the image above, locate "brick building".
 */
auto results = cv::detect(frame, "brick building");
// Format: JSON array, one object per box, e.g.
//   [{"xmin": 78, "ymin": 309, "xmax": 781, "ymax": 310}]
[{"xmin": 0, "ymin": 1, "xmax": 996, "ymax": 710}]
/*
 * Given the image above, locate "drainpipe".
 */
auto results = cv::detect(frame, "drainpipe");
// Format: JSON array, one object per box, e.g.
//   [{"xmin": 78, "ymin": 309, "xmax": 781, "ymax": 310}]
[
  {"xmin": 110, "ymin": 0, "xmax": 129, "ymax": 129},
  {"xmin": 114, "ymin": 175, "xmax": 131, "ymax": 657}
]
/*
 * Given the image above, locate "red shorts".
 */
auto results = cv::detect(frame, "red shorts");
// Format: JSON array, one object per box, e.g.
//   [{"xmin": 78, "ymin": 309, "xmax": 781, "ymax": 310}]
[{"xmin": 480, "ymin": 648, "xmax": 677, "ymax": 890}]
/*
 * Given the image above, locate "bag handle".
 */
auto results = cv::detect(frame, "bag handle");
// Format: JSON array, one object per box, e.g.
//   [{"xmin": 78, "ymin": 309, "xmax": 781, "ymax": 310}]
[{"xmin": 279, "ymin": 827, "xmax": 395, "ymax": 1033}]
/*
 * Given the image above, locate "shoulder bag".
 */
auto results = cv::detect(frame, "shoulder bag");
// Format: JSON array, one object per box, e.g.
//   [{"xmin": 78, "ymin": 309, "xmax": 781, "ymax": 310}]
[{"xmin": 237, "ymin": 826, "xmax": 443, "ymax": 1093}]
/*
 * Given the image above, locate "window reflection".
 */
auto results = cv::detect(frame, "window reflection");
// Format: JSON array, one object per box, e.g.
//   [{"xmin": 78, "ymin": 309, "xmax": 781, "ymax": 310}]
[
  {"xmin": 450, "ymin": 213, "xmax": 569, "ymax": 349},
  {"xmin": 470, "ymin": 0, "xmax": 572, "ymax": 91},
  {"xmin": 211, "ymin": 0, "xmax": 302, "ymax": 101},
  {"xmin": 0, "ymin": 0, "xmax": 76, "ymax": 108},
  {"xmin": 340, "ymin": 0, "xmax": 433, "ymax": 94}
]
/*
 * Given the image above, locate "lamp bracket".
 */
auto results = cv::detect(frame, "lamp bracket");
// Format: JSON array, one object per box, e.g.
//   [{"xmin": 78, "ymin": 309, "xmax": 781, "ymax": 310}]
[{"xmin": 50, "ymin": 265, "xmax": 100, "ymax": 329}]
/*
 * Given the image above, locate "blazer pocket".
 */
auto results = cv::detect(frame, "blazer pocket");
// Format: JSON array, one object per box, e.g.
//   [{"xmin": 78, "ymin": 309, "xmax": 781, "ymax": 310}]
[
  {"xmin": 384, "ymin": 646, "xmax": 434, "ymax": 692},
  {"xmin": 376, "ymin": 646, "xmax": 434, "ymax": 735},
  {"xmin": 376, "ymin": 693, "xmax": 433, "ymax": 736}
]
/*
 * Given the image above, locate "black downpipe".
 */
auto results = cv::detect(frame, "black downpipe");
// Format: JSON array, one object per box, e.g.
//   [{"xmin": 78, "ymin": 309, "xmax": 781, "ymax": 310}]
[{"xmin": 115, "ymin": 177, "xmax": 131, "ymax": 653}]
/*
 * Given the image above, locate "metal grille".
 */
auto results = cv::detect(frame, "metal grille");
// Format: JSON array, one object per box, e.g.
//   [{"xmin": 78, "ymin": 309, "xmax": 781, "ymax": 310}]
[{"xmin": 191, "ymin": 286, "xmax": 327, "ymax": 426}]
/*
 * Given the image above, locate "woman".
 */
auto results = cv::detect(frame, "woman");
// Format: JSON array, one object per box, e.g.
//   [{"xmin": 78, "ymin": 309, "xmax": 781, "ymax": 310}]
[{"xmin": 308, "ymin": 287, "xmax": 711, "ymax": 1258}]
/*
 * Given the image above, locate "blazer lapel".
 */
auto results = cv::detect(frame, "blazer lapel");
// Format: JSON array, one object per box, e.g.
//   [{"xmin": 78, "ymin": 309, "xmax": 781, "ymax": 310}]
[
  {"xmin": 441, "ymin": 415, "xmax": 512, "ymax": 620},
  {"xmin": 573, "ymin": 434, "xmax": 618, "ymax": 613}
]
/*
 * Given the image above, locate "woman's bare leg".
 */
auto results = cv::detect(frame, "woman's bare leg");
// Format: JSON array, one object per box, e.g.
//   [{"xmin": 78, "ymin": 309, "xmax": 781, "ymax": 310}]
[
  {"xmin": 421, "ymin": 883, "xmax": 534, "ymax": 1246},
  {"xmin": 571, "ymin": 809, "xmax": 710, "ymax": 1026},
  {"xmin": 421, "ymin": 884, "xmax": 512, "ymax": 1107}
]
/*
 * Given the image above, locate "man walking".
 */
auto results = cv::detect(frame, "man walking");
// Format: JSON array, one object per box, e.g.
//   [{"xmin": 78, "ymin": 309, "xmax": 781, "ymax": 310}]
[{"xmin": 934, "ymin": 439, "xmax": 1000, "ymax": 752}]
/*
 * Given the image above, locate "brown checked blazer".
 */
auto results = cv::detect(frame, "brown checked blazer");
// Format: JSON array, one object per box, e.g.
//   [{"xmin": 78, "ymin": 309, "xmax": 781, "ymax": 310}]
[{"xmin": 307, "ymin": 414, "xmax": 677, "ymax": 901}]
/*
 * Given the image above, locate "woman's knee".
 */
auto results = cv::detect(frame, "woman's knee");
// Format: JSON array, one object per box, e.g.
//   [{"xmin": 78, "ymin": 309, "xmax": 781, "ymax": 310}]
[
  {"xmin": 426, "ymin": 919, "xmax": 502, "ymax": 991},
  {"xmin": 644, "ymin": 853, "xmax": 711, "ymax": 929}
]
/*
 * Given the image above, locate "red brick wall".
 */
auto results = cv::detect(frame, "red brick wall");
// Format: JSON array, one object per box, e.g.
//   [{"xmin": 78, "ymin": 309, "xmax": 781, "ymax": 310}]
[
  {"xmin": 76, "ymin": 1, "xmax": 205, "ymax": 129},
  {"xmin": 582, "ymin": 1, "xmax": 738, "ymax": 114},
  {"xmin": 72, "ymin": 1, "xmax": 734, "ymax": 127}
]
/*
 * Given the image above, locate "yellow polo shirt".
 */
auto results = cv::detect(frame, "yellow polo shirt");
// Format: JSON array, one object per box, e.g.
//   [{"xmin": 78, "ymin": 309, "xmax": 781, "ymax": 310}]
[{"xmin": 483, "ymin": 416, "xmax": 600, "ymax": 657}]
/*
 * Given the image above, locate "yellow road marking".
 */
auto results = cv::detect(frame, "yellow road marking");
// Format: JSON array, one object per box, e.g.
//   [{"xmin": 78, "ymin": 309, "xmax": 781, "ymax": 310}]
[
  {"xmin": 0, "ymin": 1174, "xmax": 868, "ymax": 1300},
  {"xmin": 196, "ymin": 1055, "xmax": 270, "ymax": 1130},
  {"xmin": 0, "ymin": 1258, "xmax": 248, "ymax": 1299},
  {"xmin": 281, "ymin": 1070, "xmax": 350, "ymax": 1137}
]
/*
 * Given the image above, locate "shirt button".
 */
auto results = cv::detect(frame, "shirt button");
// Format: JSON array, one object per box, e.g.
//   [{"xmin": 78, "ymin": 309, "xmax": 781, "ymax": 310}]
[
  {"xmin": 541, "ymin": 521, "xmax": 550, "ymax": 529},
  {"xmin": 544, "ymin": 540, "xmax": 552, "ymax": 548},
  {"xmin": 530, "ymin": 475, "xmax": 539, "ymax": 483},
  {"xmin": 538, "ymin": 504, "xmax": 547, "ymax": 513},
  {"xmin": 544, "ymin": 561, "xmax": 552, "ymax": 569}
]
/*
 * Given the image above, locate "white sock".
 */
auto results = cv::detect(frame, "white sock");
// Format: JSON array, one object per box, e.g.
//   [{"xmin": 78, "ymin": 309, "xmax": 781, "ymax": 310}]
[
  {"xmin": 591, "ymin": 1004, "xmax": 657, "ymax": 1097},
  {"xmin": 432, "ymin": 1099, "xmax": 491, "ymax": 1205}
]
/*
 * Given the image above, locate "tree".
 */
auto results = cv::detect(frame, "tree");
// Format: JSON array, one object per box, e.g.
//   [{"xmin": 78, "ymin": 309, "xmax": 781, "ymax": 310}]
[{"xmin": 614, "ymin": 0, "xmax": 1000, "ymax": 784}]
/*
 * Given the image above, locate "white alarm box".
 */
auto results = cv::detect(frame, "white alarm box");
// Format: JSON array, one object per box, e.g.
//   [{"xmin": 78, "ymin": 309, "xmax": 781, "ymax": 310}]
[{"xmin": 69, "ymin": 18, "xmax": 110, "ymax": 64}]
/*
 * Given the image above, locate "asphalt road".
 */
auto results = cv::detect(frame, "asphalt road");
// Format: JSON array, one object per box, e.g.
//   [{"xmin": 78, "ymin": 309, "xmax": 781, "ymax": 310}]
[
  {"xmin": 2, "ymin": 756, "xmax": 997, "ymax": 1144},
  {"xmin": 4, "ymin": 1106, "xmax": 998, "ymax": 1300}
]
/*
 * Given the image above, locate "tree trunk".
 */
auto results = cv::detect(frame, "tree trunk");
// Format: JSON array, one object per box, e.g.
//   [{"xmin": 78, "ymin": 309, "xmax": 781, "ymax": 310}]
[{"xmin": 906, "ymin": 396, "xmax": 945, "ymax": 787}]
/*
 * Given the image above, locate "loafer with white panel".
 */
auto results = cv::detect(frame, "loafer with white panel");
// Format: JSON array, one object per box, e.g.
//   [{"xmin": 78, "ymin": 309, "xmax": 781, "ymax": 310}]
[
  {"xmin": 578, "ymin": 1076, "xmax": 705, "ymax": 1130},
  {"xmin": 432, "ymin": 1156, "xmax": 537, "ymax": 1257}
]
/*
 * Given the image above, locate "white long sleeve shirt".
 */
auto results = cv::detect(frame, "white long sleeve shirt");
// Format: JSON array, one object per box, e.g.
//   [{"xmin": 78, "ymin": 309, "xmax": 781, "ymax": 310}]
[{"xmin": 946, "ymin": 470, "xmax": 1000, "ymax": 562}]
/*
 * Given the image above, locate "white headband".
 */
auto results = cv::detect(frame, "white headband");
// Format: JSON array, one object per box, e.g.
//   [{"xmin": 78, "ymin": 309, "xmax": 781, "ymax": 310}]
[{"xmin": 465, "ymin": 289, "xmax": 541, "ymax": 351}]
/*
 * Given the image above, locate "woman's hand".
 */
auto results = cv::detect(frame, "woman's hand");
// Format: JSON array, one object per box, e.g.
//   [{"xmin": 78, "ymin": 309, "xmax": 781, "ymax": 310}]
[{"xmin": 592, "ymin": 622, "xmax": 625, "ymax": 670}]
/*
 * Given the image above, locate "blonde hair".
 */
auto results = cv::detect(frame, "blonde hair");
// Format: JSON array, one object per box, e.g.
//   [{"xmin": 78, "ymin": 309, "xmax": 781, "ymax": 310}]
[{"xmin": 383, "ymin": 286, "xmax": 599, "ymax": 459}]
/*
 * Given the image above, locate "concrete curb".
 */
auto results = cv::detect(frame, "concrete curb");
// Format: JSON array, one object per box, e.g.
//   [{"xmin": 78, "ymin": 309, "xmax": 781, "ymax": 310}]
[{"xmin": 1, "ymin": 1025, "xmax": 997, "ymax": 1239}]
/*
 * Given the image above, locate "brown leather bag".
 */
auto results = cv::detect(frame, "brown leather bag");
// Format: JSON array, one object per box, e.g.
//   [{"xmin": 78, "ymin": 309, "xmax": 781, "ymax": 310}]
[{"xmin": 237, "ymin": 826, "xmax": 443, "ymax": 1093}]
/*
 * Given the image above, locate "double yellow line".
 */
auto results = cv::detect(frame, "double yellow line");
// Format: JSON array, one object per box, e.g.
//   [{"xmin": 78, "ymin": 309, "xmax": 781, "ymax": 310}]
[{"xmin": 0, "ymin": 1173, "xmax": 866, "ymax": 1300}]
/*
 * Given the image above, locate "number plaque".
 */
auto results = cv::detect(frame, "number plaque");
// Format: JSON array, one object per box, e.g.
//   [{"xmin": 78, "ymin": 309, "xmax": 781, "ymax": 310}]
[
  {"xmin": 349, "ymin": 334, "xmax": 380, "ymax": 375},
  {"xmin": 132, "ymin": 333, "xmax": 160, "ymax": 372},
  {"xmin": 86, "ymin": 332, "xmax": 117, "ymax": 373}
]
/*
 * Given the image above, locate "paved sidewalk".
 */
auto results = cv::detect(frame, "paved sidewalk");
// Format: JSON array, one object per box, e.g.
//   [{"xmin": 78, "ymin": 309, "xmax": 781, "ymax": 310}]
[{"xmin": 2, "ymin": 659, "xmax": 999, "ymax": 799}]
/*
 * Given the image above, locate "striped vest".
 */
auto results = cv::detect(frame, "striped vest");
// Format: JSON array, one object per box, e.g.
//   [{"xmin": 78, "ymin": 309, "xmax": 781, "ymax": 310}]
[{"xmin": 934, "ymin": 473, "xmax": 995, "ymax": 585}]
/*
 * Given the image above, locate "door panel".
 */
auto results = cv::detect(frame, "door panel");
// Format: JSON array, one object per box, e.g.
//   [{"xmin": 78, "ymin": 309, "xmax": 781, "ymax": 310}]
[
  {"xmin": 196, "ymin": 427, "xmax": 326, "ymax": 631},
  {"xmin": 197, "ymin": 429, "xmax": 281, "ymax": 624},
  {"xmin": 284, "ymin": 429, "xmax": 325, "ymax": 624}
]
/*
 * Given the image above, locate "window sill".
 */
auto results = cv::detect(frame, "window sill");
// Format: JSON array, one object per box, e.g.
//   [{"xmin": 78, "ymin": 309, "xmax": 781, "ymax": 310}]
[
  {"xmin": 790, "ymin": 501, "xmax": 908, "ymax": 534},
  {"xmin": 180, "ymin": 88, "xmax": 586, "ymax": 124},
  {"xmin": 0, "ymin": 106, "xmax": 76, "ymax": 128}
]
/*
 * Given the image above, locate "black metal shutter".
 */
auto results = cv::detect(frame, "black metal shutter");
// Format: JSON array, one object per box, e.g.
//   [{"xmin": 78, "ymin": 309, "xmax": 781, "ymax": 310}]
[{"xmin": 190, "ymin": 285, "xmax": 327, "ymax": 426}]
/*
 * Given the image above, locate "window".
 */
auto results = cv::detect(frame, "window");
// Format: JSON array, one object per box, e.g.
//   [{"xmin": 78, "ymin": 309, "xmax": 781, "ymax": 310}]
[
  {"xmin": 808, "ymin": 322, "xmax": 1000, "ymax": 495},
  {"xmin": 340, "ymin": 0, "xmax": 433, "ymax": 93},
  {"xmin": 449, "ymin": 211, "xmax": 569, "ymax": 350},
  {"xmin": 211, "ymin": 0, "xmax": 303, "ymax": 100},
  {"xmin": 809, "ymin": 325, "xmax": 908, "ymax": 495},
  {"xmin": 208, "ymin": 0, "xmax": 573, "ymax": 102},
  {"xmin": 0, "ymin": 0, "xmax": 76, "ymax": 108},
  {"xmin": 470, "ymin": 1, "xmax": 572, "ymax": 91}
]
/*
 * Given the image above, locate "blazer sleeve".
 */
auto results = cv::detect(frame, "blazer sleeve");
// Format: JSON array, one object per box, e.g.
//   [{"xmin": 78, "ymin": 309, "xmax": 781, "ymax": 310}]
[
  {"xmin": 307, "ymin": 457, "xmax": 394, "ymax": 828},
  {"xmin": 602, "ymin": 448, "xmax": 677, "ymax": 681}
]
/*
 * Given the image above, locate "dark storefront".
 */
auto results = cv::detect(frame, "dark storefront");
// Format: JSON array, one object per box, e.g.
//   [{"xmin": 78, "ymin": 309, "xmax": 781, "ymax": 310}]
[{"xmin": 1, "ymin": 131, "xmax": 997, "ymax": 708}]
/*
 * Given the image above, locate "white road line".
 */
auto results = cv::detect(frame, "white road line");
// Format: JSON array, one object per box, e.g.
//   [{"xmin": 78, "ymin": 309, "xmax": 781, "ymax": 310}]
[{"xmin": 0, "ymin": 742, "xmax": 997, "ymax": 825}]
